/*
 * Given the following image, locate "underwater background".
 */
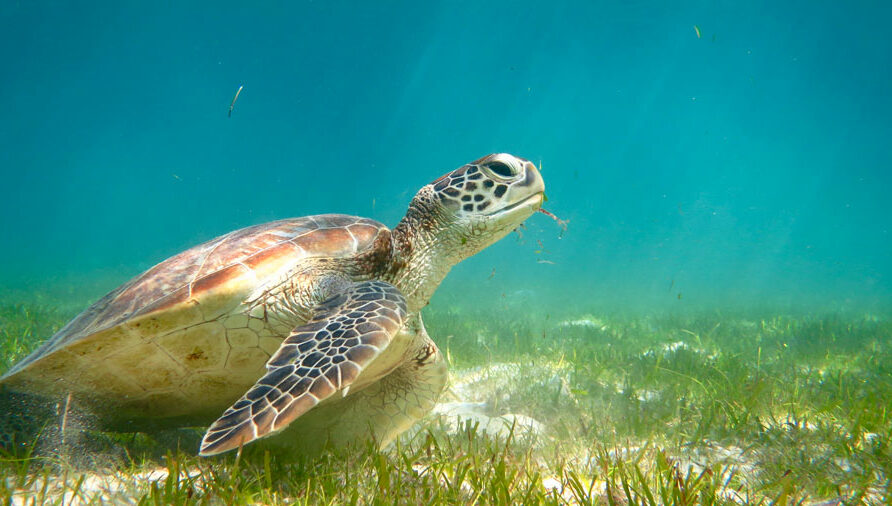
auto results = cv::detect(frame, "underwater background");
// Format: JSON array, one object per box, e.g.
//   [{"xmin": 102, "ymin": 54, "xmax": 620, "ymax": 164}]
[
  {"xmin": 2, "ymin": 2, "xmax": 892, "ymax": 503},
  {"xmin": 2, "ymin": 1, "xmax": 891, "ymax": 314}
]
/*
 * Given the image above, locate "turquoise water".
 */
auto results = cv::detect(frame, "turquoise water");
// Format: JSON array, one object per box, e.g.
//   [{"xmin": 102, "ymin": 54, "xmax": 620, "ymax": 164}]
[{"xmin": 1, "ymin": 1, "xmax": 890, "ymax": 314}]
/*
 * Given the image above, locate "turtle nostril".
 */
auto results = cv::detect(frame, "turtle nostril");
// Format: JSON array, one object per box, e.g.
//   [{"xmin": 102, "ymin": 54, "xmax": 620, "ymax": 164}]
[{"xmin": 487, "ymin": 161, "xmax": 514, "ymax": 177}]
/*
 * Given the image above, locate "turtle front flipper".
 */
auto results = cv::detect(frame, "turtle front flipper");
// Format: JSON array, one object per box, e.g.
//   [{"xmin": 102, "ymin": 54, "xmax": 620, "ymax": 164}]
[{"xmin": 199, "ymin": 280, "xmax": 408, "ymax": 456}]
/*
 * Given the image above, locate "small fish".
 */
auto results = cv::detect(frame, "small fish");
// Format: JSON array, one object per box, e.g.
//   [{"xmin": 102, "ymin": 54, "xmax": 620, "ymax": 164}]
[
  {"xmin": 488, "ymin": 268, "xmax": 496, "ymax": 280},
  {"xmin": 668, "ymin": 279, "xmax": 675, "ymax": 293},
  {"xmin": 677, "ymin": 293, "xmax": 683, "ymax": 300},
  {"xmin": 372, "ymin": 198, "xmax": 376, "ymax": 211},
  {"xmin": 172, "ymin": 174, "xmax": 181, "ymax": 181},
  {"xmin": 228, "ymin": 85, "xmax": 243, "ymax": 118},
  {"xmin": 694, "ymin": 25, "xmax": 701, "ymax": 39},
  {"xmin": 537, "ymin": 259, "xmax": 556, "ymax": 265}
]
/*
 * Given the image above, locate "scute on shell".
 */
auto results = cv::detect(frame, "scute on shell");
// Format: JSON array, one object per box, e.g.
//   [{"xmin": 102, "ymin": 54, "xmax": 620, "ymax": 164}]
[{"xmin": 0, "ymin": 215, "xmax": 389, "ymax": 426}]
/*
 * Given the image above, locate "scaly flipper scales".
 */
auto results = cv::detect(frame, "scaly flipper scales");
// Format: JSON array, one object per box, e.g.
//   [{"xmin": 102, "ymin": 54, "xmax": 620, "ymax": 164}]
[{"xmin": 199, "ymin": 280, "xmax": 407, "ymax": 456}]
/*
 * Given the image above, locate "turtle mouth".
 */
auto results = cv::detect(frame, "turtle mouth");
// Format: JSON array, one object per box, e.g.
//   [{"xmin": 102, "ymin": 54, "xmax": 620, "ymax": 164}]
[{"xmin": 485, "ymin": 193, "xmax": 544, "ymax": 218}]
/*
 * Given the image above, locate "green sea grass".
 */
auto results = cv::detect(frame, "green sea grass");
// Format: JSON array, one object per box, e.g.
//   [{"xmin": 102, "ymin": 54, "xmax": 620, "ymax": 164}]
[{"xmin": 1, "ymin": 300, "xmax": 889, "ymax": 504}]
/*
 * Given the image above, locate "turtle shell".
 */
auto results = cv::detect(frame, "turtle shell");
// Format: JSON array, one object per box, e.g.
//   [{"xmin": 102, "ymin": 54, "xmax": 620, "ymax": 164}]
[{"xmin": 0, "ymin": 214, "xmax": 390, "ymax": 427}]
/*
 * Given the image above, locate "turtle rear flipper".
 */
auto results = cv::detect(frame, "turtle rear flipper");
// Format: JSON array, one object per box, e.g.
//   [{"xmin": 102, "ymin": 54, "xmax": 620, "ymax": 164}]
[{"xmin": 199, "ymin": 280, "xmax": 408, "ymax": 456}]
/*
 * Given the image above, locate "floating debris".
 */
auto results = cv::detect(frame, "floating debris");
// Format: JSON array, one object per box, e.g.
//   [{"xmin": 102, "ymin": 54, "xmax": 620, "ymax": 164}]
[
  {"xmin": 539, "ymin": 208, "xmax": 569, "ymax": 237},
  {"xmin": 534, "ymin": 238, "xmax": 550, "ymax": 255},
  {"xmin": 694, "ymin": 25, "xmax": 701, "ymax": 38},
  {"xmin": 227, "ymin": 85, "xmax": 243, "ymax": 118},
  {"xmin": 513, "ymin": 223, "xmax": 526, "ymax": 241}
]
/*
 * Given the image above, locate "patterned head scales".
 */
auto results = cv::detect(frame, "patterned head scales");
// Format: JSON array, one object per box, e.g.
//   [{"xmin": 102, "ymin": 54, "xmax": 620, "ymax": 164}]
[
  {"xmin": 432, "ymin": 153, "xmax": 543, "ymax": 217},
  {"xmin": 421, "ymin": 153, "xmax": 545, "ymax": 258}
]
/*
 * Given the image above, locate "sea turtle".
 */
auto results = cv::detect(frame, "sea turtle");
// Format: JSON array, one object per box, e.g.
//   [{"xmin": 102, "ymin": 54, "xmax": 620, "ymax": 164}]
[{"xmin": 0, "ymin": 153, "xmax": 545, "ymax": 456}]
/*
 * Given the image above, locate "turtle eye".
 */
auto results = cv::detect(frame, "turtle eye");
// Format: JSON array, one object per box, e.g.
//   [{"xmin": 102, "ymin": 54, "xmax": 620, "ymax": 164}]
[{"xmin": 486, "ymin": 161, "xmax": 515, "ymax": 178}]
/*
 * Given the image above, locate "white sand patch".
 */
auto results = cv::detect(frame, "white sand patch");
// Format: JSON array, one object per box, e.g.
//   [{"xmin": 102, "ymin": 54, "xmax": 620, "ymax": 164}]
[
  {"xmin": 5, "ymin": 465, "xmax": 206, "ymax": 505},
  {"xmin": 423, "ymin": 361, "xmax": 578, "ymax": 443},
  {"xmin": 558, "ymin": 317, "xmax": 608, "ymax": 331},
  {"xmin": 432, "ymin": 401, "xmax": 545, "ymax": 441}
]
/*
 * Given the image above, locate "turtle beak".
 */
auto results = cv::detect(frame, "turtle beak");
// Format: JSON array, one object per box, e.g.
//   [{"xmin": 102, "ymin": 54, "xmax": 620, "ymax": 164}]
[
  {"xmin": 484, "ymin": 160, "xmax": 545, "ymax": 219},
  {"xmin": 519, "ymin": 160, "xmax": 545, "ymax": 200},
  {"xmin": 504, "ymin": 160, "xmax": 545, "ymax": 208}
]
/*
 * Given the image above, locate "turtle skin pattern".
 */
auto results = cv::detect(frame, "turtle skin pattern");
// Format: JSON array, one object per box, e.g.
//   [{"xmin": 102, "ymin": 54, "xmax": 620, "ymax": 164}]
[{"xmin": 200, "ymin": 280, "xmax": 407, "ymax": 455}]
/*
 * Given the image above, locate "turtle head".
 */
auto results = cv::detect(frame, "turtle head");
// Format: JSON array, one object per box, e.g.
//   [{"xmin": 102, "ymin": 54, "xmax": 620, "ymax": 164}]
[
  {"xmin": 391, "ymin": 153, "xmax": 544, "ymax": 310},
  {"xmin": 403, "ymin": 153, "xmax": 545, "ymax": 261}
]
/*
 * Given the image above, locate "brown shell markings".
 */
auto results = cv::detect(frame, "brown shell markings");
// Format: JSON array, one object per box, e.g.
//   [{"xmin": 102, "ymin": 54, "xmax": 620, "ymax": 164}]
[{"xmin": 2, "ymin": 215, "xmax": 388, "ymax": 380}]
